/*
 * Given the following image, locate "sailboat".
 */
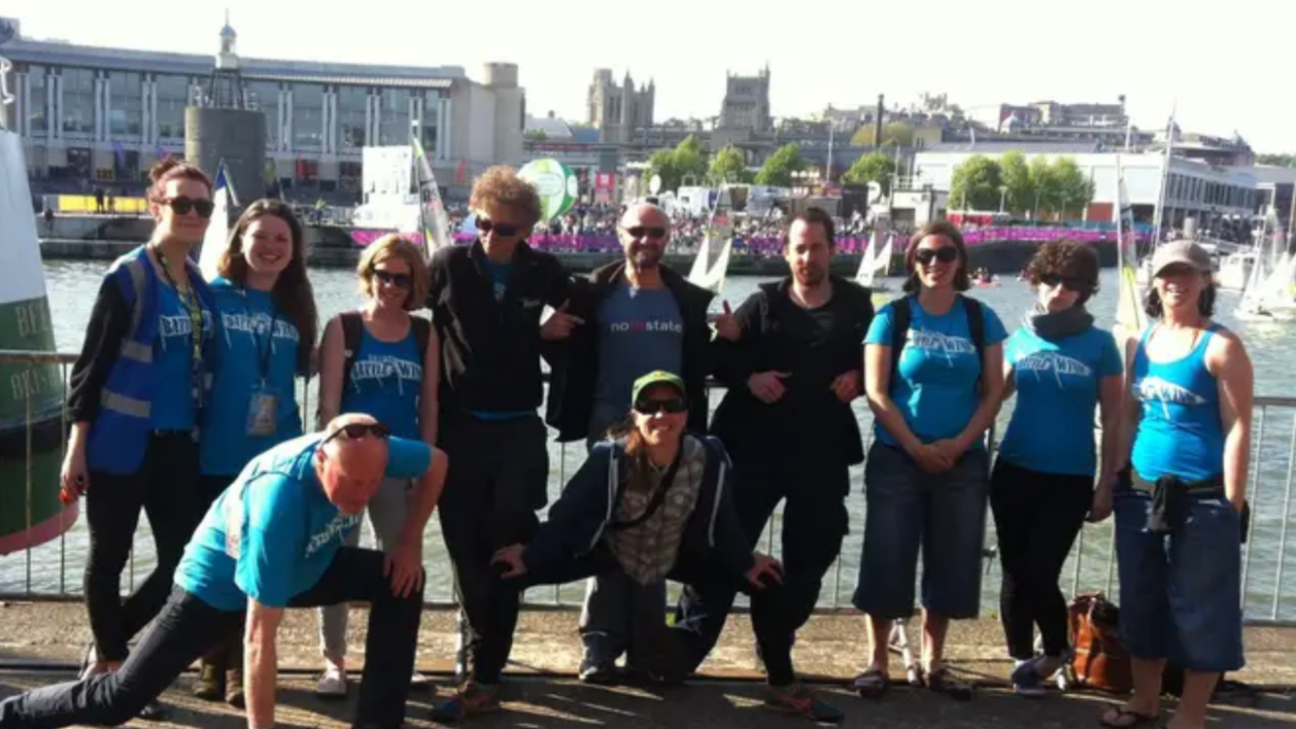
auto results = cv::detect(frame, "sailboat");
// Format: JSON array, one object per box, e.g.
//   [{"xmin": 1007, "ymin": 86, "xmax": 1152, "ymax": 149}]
[
  {"xmin": 404, "ymin": 132, "xmax": 452, "ymax": 260},
  {"xmin": 1236, "ymin": 219, "xmax": 1296, "ymax": 322},
  {"xmin": 197, "ymin": 161, "xmax": 238, "ymax": 281},
  {"xmin": 687, "ymin": 190, "xmax": 734, "ymax": 295},
  {"xmin": 854, "ymin": 231, "xmax": 892, "ymax": 289}
]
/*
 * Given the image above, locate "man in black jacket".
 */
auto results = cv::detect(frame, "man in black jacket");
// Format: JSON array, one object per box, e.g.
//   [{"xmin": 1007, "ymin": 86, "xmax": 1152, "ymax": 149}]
[
  {"xmin": 429, "ymin": 167, "xmax": 581, "ymax": 721},
  {"xmin": 545, "ymin": 202, "xmax": 738, "ymax": 683},
  {"xmin": 671, "ymin": 207, "xmax": 875, "ymax": 721}
]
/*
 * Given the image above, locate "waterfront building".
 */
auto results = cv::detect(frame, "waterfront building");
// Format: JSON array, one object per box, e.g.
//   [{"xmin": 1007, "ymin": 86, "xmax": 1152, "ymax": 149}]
[{"xmin": 0, "ymin": 15, "xmax": 524, "ymax": 201}]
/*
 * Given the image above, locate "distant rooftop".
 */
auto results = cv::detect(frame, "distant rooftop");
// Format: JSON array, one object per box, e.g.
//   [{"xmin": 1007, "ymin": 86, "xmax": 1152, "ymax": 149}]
[{"xmin": 927, "ymin": 141, "xmax": 1104, "ymax": 154}]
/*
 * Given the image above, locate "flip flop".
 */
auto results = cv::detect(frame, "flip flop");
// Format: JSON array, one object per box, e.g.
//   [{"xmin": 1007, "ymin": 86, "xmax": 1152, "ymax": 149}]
[
  {"xmin": 851, "ymin": 668, "xmax": 890, "ymax": 699},
  {"xmin": 1098, "ymin": 707, "xmax": 1159, "ymax": 727}
]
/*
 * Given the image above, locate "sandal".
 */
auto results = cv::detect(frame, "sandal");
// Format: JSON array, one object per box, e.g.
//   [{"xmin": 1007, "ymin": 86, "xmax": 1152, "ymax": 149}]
[
  {"xmin": 922, "ymin": 666, "xmax": 974, "ymax": 701},
  {"xmin": 851, "ymin": 668, "xmax": 890, "ymax": 699},
  {"xmin": 1098, "ymin": 707, "xmax": 1159, "ymax": 727}
]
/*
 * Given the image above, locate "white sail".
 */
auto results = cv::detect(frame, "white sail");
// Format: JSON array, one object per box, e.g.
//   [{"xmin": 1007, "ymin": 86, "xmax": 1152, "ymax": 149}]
[
  {"xmin": 875, "ymin": 233, "xmax": 894, "ymax": 275},
  {"xmin": 687, "ymin": 235, "xmax": 711, "ymax": 284},
  {"xmin": 689, "ymin": 235, "xmax": 732, "ymax": 294},
  {"xmin": 855, "ymin": 231, "xmax": 877, "ymax": 287}
]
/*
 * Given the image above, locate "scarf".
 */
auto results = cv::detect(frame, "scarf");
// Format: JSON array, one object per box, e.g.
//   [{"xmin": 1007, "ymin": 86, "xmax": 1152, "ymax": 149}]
[{"xmin": 1022, "ymin": 302, "xmax": 1094, "ymax": 340}]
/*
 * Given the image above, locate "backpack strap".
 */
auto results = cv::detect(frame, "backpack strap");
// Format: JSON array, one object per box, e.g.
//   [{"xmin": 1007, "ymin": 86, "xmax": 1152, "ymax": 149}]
[
  {"xmin": 411, "ymin": 316, "xmax": 431, "ymax": 365},
  {"xmin": 338, "ymin": 311, "xmax": 364, "ymax": 394},
  {"xmin": 888, "ymin": 296, "xmax": 912, "ymax": 379}
]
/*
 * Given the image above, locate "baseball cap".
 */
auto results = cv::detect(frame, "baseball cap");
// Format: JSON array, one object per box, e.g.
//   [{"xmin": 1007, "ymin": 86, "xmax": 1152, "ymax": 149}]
[
  {"xmin": 631, "ymin": 370, "xmax": 687, "ymax": 405},
  {"xmin": 1150, "ymin": 241, "xmax": 1212, "ymax": 278}
]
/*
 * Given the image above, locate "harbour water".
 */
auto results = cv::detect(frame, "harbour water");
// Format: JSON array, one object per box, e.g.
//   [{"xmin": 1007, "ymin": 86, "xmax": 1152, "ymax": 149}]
[{"xmin": 4, "ymin": 261, "xmax": 1295, "ymax": 620}]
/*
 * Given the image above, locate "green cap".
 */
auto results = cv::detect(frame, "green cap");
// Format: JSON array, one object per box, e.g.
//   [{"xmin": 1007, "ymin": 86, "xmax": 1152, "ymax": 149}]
[{"xmin": 631, "ymin": 370, "xmax": 687, "ymax": 405}]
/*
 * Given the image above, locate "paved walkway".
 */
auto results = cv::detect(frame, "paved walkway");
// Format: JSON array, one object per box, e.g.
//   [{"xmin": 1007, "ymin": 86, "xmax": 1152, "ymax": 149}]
[{"xmin": 1, "ymin": 602, "xmax": 1293, "ymax": 727}]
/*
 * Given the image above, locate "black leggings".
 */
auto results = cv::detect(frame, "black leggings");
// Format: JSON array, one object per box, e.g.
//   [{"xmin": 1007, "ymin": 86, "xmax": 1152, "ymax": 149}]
[
  {"xmin": 83, "ymin": 434, "xmax": 203, "ymax": 663},
  {"xmin": 989, "ymin": 459, "xmax": 1093, "ymax": 659}
]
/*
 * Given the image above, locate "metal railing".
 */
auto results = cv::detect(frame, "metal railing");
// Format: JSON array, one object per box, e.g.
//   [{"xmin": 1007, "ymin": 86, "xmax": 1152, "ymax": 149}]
[{"xmin": 2, "ymin": 349, "xmax": 1294, "ymax": 626}]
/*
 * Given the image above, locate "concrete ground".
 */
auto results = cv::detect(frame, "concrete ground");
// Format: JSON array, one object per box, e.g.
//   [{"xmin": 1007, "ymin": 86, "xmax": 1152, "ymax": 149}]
[{"xmin": 1, "ymin": 601, "xmax": 1293, "ymax": 727}]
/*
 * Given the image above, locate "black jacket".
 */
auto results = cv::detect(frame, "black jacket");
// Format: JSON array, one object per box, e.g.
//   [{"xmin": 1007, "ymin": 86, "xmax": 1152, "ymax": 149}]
[
  {"xmin": 545, "ymin": 261, "xmax": 715, "ymax": 442},
  {"xmin": 427, "ymin": 240, "xmax": 575, "ymax": 420},
  {"xmin": 710, "ymin": 275, "xmax": 875, "ymax": 472},
  {"xmin": 522, "ymin": 435, "xmax": 754, "ymax": 581}
]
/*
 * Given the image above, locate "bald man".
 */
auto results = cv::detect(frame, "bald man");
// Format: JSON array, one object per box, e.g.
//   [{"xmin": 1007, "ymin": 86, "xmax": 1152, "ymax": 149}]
[
  {"xmin": 540, "ymin": 203, "xmax": 736, "ymax": 686},
  {"xmin": 0, "ymin": 415, "xmax": 448, "ymax": 729}
]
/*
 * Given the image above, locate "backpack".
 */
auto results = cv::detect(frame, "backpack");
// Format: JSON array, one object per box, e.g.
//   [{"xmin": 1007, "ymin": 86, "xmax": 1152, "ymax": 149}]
[
  {"xmin": 336, "ymin": 311, "xmax": 432, "ymax": 394},
  {"xmin": 1066, "ymin": 592, "xmax": 1133, "ymax": 694},
  {"xmin": 888, "ymin": 295, "xmax": 986, "ymax": 377}
]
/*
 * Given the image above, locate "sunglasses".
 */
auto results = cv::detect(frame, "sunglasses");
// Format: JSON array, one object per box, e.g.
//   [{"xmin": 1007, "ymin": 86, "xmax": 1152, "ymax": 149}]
[
  {"xmin": 373, "ymin": 269, "xmax": 413, "ymax": 289},
  {"xmin": 625, "ymin": 226, "xmax": 667, "ymax": 240},
  {"xmin": 165, "ymin": 196, "xmax": 215, "ymax": 219},
  {"xmin": 321, "ymin": 421, "xmax": 391, "ymax": 447},
  {"xmin": 634, "ymin": 397, "xmax": 688, "ymax": 415},
  {"xmin": 914, "ymin": 247, "xmax": 959, "ymax": 265},
  {"xmin": 477, "ymin": 218, "xmax": 522, "ymax": 237},
  {"xmin": 1040, "ymin": 273, "xmax": 1090, "ymax": 292}
]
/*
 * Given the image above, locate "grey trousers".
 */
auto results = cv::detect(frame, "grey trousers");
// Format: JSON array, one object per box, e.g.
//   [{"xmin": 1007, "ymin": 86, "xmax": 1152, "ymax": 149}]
[
  {"xmin": 319, "ymin": 477, "xmax": 412, "ymax": 662},
  {"xmin": 579, "ymin": 401, "xmax": 668, "ymax": 665}
]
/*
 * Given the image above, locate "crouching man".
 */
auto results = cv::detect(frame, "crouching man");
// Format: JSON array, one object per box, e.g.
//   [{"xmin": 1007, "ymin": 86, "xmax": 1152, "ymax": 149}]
[{"xmin": 0, "ymin": 414, "xmax": 448, "ymax": 729}]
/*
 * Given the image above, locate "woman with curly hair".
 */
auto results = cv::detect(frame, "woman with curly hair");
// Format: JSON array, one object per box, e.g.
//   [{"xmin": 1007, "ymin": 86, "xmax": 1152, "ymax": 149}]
[{"xmin": 991, "ymin": 240, "xmax": 1123, "ymax": 695}]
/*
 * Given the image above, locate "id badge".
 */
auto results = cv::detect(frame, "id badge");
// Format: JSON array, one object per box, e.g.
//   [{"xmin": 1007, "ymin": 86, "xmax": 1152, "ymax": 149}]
[{"xmin": 245, "ymin": 387, "xmax": 279, "ymax": 437}]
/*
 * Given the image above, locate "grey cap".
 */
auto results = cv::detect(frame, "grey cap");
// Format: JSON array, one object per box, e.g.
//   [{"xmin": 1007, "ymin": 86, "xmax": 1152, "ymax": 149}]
[{"xmin": 1150, "ymin": 241, "xmax": 1212, "ymax": 277}]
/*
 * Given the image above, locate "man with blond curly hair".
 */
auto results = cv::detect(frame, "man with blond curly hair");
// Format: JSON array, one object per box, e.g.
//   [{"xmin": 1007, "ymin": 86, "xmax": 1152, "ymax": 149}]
[{"xmin": 428, "ymin": 166, "xmax": 581, "ymax": 720}]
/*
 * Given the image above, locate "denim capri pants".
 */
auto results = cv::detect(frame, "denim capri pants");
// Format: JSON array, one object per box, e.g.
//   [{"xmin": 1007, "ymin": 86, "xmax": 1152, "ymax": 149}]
[
  {"xmin": 853, "ymin": 442, "xmax": 989, "ymax": 620},
  {"xmin": 1114, "ymin": 490, "xmax": 1245, "ymax": 672}
]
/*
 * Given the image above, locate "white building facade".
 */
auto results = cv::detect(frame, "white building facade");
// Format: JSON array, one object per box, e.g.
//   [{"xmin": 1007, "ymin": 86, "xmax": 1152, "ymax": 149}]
[{"xmin": 1, "ymin": 17, "xmax": 523, "ymax": 196}]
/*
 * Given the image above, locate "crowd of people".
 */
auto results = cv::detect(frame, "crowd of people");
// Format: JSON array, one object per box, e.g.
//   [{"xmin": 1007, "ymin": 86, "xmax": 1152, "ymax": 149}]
[{"xmin": 0, "ymin": 157, "xmax": 1255, "ymax": 729}]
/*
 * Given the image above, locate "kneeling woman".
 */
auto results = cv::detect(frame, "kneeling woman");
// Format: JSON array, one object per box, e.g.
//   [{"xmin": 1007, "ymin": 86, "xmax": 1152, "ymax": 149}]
[{"xmin": 452, "ymin": 372, "xmax": 782, "ymax": 717}]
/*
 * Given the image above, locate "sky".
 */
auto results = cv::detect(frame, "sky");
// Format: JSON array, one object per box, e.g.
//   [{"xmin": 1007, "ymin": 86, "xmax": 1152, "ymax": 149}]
[{"xmin": 5, "ymin": 0, "xmax": 1293, "ymax": 153}]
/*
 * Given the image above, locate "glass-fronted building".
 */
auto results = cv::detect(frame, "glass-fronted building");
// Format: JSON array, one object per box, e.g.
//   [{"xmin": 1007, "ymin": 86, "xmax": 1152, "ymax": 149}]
[{"xmin": 1, "ymin": 17, "xmax": 524, "ymax": 199}]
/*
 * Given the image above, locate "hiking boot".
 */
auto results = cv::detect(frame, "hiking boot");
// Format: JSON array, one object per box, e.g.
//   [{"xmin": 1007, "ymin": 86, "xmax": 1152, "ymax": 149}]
[
  {"xmin": 430, "ymin": 681, "xmax": 501, "ymax": 722},
  {"xmin": 763, "ymin": 683, "xmax": 844, "ymax": 723},
  {"xmin": 226, "ymin": 667, "xmax": 245, "ymax": 708},
  {"xmin": 193, "ymin": 662, "xmax": 224, "ymax": 701}
]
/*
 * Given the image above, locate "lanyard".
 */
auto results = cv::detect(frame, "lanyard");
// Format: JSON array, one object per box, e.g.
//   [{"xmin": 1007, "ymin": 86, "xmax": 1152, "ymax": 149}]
[
  {"xmin": 153, "ymin": 244, "xmax": 204, "ymax": 369},
  {"xmin": 242, "ymin": 289, "xmax": 278, "ymax": 383}
]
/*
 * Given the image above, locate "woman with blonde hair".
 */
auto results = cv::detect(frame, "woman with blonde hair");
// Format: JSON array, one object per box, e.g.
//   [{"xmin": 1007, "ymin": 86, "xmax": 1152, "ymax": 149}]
[{"xmin": 313, "ymin": 234, "xmax": 439, "ymax": 696}]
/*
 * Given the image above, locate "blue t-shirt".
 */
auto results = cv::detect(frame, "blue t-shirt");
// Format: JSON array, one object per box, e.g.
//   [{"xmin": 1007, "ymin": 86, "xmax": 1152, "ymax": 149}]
[
  {"xmin": 175, "ymin": 433, "xmax": 433, "ymax": 610},
  {"xmin": 1131, "ymin": 325, "xmax": 1226, "ymax": 481},
  {"xmin": 201, "ymin": 281, "xmax": 304, "ymax": 477},
  {"xmin": 864, "ymin": 295, "xmax": 1007, "ymax": 447},
  {"xmin": 483, "ymin": 259, "xmax": 511, "ymax": 302},
  {"xmin": 342, "ymin": 326, "xmax": 423, "ymax": 440},
  {"xmin": 593, "ymin": 283, "xmax": 684, "ymax": 409},
  {"xmin": 998, "ymin": 326, "xmax": 1123, "ymax": 476},
  {"xmin": 152, "ymin": 283, "xmax": 213, "ymax": 431}
]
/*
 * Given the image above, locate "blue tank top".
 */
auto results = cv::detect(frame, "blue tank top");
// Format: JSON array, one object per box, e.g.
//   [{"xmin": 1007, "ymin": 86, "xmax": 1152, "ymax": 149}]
[
  {"xmin": 1130, "ymin": 324, "xmax": 1225, "ymax": 481},
  {"xmin": 340, "ymin": 325, "xmax": 423, "ymax": 440}
]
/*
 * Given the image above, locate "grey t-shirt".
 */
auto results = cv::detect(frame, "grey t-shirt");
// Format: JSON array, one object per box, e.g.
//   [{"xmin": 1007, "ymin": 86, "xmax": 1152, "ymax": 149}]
[{"xmin": 593, "ymin": 283, "xmax": 684, "ymax": 417}]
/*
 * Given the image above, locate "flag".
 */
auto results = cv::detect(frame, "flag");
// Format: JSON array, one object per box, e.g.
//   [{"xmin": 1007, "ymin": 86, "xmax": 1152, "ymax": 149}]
[
  {"xmin": 410, "ymin": 135, "xmax": 452, "ymax": 259},
  {"xmin": 198, "ymin": 161, "xmax": 235, "ymax": 280}
]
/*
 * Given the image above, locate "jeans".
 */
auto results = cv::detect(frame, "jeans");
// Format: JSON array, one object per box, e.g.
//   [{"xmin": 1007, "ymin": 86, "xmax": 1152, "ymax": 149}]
[
  {"xmin": 0, "ymin": 547, "xmax": 424, "ymax": 729},
  {"xmin": 1114, "ymin": 489, "xmax": 1245, "ymax": 672},
  {"xmin": 989, "ymin": 459, "xmax": 1093, "ymax": 659},
  {"xmin": 319, "ymin": 477, "xmax": 412, "ymax": 662},
  {"xmin": 437, "ymin": 413, "xmax": 549, "ymax": 684},
  {"xmin": 853, "ymin": 443, "xmax": 989, "ymax": 620},
  {"xmin": 84, "ymin": 434, "xmax": 203, "ymax": 662},
  {"xmin": 673, "ymin": 462, "xmax": 849, "ymax": 685}
]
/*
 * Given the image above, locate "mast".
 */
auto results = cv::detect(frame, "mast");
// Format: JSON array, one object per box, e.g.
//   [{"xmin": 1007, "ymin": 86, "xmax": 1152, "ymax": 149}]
[{"xmin": 1150, "ymin": 103, "xmax": 1176, "ymax": 245}]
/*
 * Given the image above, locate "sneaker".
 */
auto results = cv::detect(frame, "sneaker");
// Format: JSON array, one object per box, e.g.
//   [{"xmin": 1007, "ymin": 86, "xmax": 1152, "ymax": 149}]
[
  {"xmin": 193, "ymin": 662, "xmax": 224, "ymax": 701},
  {"xmin": 763, "ymin": 683, "xmax": 844, "ymax": 723},
  {"xmin": 137, "ymin": 699, "xmax": 169, "ymax": 720},
  {"xmin": 578, "ymin": 657, "xmax": 618, "ymax": 685},
  {"xmin": 1011, "ymin": 655, "xmax": 1060, "ymax": 698},
  {"xmin": 315, "ymin": 665, "xmax": 349, "ymax": 699},
  {"xmin": 430, "ymin": 681, "xmax": 501, "ymax": 722}
]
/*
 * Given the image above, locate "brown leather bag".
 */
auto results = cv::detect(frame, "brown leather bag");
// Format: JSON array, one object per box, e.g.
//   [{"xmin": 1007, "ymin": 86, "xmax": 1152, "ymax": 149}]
[{"xmin": 1067, "ymin": 592, "xmax": 1133, "ymax": 694}]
